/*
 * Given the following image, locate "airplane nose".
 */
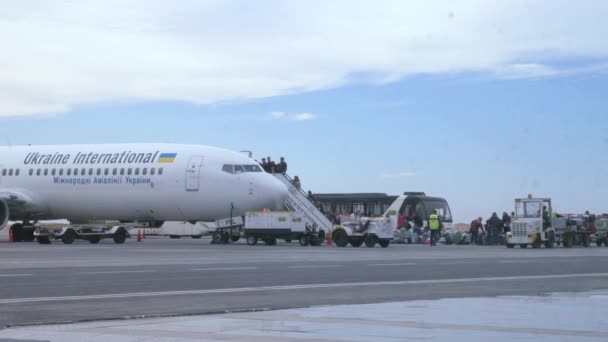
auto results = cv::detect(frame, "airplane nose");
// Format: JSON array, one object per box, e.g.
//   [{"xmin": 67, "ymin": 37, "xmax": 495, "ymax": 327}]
[{"xmin": 260, "ymin": 174, "xmax": 289, "ymax": 210}]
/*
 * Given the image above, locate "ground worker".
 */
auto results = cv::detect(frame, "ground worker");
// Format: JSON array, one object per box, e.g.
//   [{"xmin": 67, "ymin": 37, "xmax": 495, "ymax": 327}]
[
  {"xmin": 429, "ymin": 210, "xmax": 442, "ymax": 246},
  {"xmin": 487, "ymin": 212, "xmax": 503, "ymax": 245},
  {"xmin": 469, "ymin": 217, "xmax": 484, "ymax": 245}
]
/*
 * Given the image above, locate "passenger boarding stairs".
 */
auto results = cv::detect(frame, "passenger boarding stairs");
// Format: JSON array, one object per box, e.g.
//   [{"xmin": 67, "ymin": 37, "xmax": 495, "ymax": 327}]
[{"xmin": 274, "ymin": 173, "xmax": 334, "ymax": 233}]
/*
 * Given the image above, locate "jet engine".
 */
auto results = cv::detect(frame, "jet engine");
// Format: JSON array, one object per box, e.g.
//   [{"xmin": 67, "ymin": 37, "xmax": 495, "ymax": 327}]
[{"xmin": 0, "ymin": 199, "xmax": 8, "ymax": 230}]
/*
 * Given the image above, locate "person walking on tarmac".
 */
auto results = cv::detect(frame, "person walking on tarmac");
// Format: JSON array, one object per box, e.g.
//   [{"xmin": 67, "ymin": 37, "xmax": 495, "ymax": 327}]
[
  {"xmin": 487, "ymin": 212, "xmax": 503, "ymax": 245},
  {"xmin": 469, "ymin": 217, "xmax": 484, "ymax": 245},
  {"xmin": 502, "ymin": 212, "xmax": 511, "ymax": 233},
  {"xmin": 429, "ymin": 210, "xmax": 442, "ymax": 246}
]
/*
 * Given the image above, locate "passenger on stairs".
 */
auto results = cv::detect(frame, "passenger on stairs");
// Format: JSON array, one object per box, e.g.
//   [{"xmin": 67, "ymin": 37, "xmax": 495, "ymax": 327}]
[
  {"xmin": 266, "ymin": 157, "xmax": 276, "ymax": 173},
  {"xmin": 276, "ymin": 157, "xmax": 288, "ymax": 174},
  {"xmin": 261, "ymin": 158, "xmax": 268, "ymax": 172},
  {"xmin": 292, "ymin": 175, "xmax": 301, "ymax": 189},
  {"xmin": 307, "ymin": 190, "xmax": 316, "ymax": 202}
]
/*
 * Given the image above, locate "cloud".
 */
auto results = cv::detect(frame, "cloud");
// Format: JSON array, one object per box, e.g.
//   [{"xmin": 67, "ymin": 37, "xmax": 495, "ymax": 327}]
[
  {"xmin": 270, "ymin": 111, "xmax": 286, "ymax": 119},
  {"xmin": 292, "ymin": 113, "xmax": 316, "ymax": 121},
  {"xmin": 2, "ymin": 1, "xmax": 608, "ymax": 116},
  {"xmin": 269, "ymin": 111, "xmax": 317, "ymax": 121},
  {"xmin": 493, "ymin": 64, "xmax": 560, "ymax": 80},
  {"xmin": 382, "ymin": 171, "xmax": 417, "ymax": 178}
]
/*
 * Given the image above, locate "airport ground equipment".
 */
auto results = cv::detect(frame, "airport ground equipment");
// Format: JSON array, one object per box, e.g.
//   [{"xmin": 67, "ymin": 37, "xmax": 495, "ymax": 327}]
[
  {"xmin": 594, "ymin": 217, "xmax": 608, "ymax": 246},
  {"xmin": 383, "ymin": 193, "xmax": 453, "ymax": 231},
  {"xmin": 505, "ymin": 197, "xmax": 556, "ymax": 249},
  {"xmin": 33, "ymin": 223, "xmax": 130, "ymax": 244},
  {"xmin": 140, "ymin": 219, "xmax": 237, "ymax": 239},
  {"xmin": 332, "ymin": 216, "xmax": 393, "ymax": 248},
  {"xmin": 273, "ymin": 174, "xmax": 334, "ymax": 236},
  {"xmin": 242, "ymin": 211, "xmax": 325, "ymax": 246},
  {"xmin": 553, "ymin": 214, "xmax": 606, "ymax": 248}
]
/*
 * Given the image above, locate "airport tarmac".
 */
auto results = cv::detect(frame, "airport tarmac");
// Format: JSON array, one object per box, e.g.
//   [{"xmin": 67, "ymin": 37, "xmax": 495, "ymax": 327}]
[
  {"xmin": 1, "ymin": 237, "xmax": 608, "ymax": 339},
  {"xmin": 2, "ymin": 290, "xmax": 608, "ymax": 341}
]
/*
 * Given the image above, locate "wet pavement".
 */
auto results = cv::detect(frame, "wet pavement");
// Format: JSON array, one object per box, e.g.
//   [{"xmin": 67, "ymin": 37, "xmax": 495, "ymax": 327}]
[{"xmin": 1, "ymin": 290, "xmax": 607, "ymax": 341}]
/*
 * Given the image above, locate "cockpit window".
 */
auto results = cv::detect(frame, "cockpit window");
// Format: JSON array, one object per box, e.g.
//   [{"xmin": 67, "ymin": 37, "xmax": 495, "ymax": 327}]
[
  {"xmin": 234, "ymin": 165, "xmax": 245, "ymax": 174},
  {"xmin": 222, "ymin": 164, "xmax": 263, "ymax": 174},
  {"xmin": 222, "ymin": 164, "xmax": 234, "ymax": 174},
  {"xmin": 243, "ymin": 165, "xmax": 262, "ymax": 172}
]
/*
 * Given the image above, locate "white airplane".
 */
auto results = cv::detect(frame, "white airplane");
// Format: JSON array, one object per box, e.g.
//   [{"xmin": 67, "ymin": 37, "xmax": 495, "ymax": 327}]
[{"xmin": 0, "ymin": 143, "xmax": 288, "ymax": 241}]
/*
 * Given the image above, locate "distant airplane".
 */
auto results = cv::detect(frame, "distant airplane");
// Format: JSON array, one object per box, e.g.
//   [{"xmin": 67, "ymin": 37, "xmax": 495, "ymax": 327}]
[{"xmin": 0, "ymin": 143, "xmax": 287, "ymax": 241}]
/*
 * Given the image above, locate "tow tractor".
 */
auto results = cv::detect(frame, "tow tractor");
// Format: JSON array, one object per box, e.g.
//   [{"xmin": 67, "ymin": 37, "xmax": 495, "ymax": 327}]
[
  {"xmin": 332, "ymin": 215, "xmax": 394, "ymax": 248},
  {"xmin": 506, "ymin": 196, "xmax": 556, "ymax": 248}
]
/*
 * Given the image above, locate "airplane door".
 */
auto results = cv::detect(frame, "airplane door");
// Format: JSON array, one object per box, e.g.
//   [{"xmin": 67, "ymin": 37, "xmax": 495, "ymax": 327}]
[{"xmin": 185, "ymin": 156, "xmax": 203, "ymax": 192}]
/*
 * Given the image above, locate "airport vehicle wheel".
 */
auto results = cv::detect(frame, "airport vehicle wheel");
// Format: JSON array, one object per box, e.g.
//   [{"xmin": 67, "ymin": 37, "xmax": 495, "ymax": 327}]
[
  {"xmin": 36, "ymin": 236, "xmax": 51, "ymax": 244},
  {"xmin": 519, "ymin": 244, "xmax": 528, "ymax": 249},
  {"xmin": 264, "ymin": 238, "xmax": 277, "ymax": 246},
  {"xmin": 531, "ymin": 236, "xmax": 542, "ymax": 249},
  {"xmin": 299, "ymin": 235, "xmax": 310, "ymax": 246},
  {"xmin": 61, "ymin": 230, "xmax": 76, "ymax": 244},
  {"xmin": 230, "ymin": 236, "xmax": 240, "ymax": 242},
  {"xmin": 191, "ymin": 235, "xmax": 203, "ymax": 239},
  {"xmin": 349, "ymin": 238, "xmax": 363, "ymax": 247},
  {"xmin": 219, "ymin": 232, "xmax": 230, "ymax": 244},
  {"xmin": 112, "ymin": 228, "xmax": 127, "ymax": 244},
  {"xmin": 544, "ymin": 232, "xmax": 555, "ymax": 248},
  {"xmin": 364, "ymin": 234, "xmax": 378, "ymax": 248},
  {"xmin": 332, "ymin": 230, "xmax": 348, "ymax": 248},
  {"xmin": 310, "ymin": 236, "xmax": 321, "ymax": 246},
  {"xmin": 506, "ymin": 244, "xmax": 515, "ymax": 248},
  {"xmin": 595, "ymin": 239, "xmax": 603, "ymax": 247},
  {"xmin": 582, "ymin": 235, "xmax": 591, "ymax": 248},
  {"xmin": 246, "ymin": 236, "xmax": 258, "ymax": 246},
  {"xmin": 88, "ymin": 236, "xmax": 101, "ymax": 244},
  {"xmin": 379, "ymin": 240, "xmax": 390, "ymax": 248},
  {"xmin": 211, "ymin": 232, "xmax": 222, "ymax": 244},
  {"xmin": 170, "ymin": 235, "xmax": 181, "ymax": 239},
  {"xmin": 284, "ymin": 238, "xmax": 292, "ymax": 243}
]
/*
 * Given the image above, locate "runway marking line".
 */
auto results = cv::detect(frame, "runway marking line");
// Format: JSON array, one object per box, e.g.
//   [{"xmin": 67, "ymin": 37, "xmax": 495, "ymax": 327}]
[
  {"xmin": 288, "ymin": 265, "xmax": 342, "ymax": 269},
  {"xmin": 77, "ymin": 270, "xmax": 156, "ymax": 275},
  {"xmin": 2, "ymin": 272, "xmax": 608, "ymax": 305},
  {"xmin": 0, "ymin": 274, "xmax": 32, "ymax": 277},
  {"xmin": 498, "ymin": 260, "xmax": 537, "ymax": 264},
  {"xmin": 190, "ymin": 267, "xmax": 257, "ymax": 271},
  {"xmin": 368, "ymin": 263, "xmax": 417, "ymax": 266}
]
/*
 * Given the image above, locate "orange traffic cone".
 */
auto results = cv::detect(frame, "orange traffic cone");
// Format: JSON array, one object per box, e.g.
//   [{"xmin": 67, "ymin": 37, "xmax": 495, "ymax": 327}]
[
  {"xmin": 327, "ymin": 231, "xmax": 332, "ymax": 246},
  {"xmin": 8, "ymin": 229, "xmax": 14, "ymax": 243},
  {"xmin": 142, "ymin": 230, "xmax": 146, "ymax": 240},
  {"xmin": 137, "ymin": 229, "xmax": 142, "ymax": 242}
]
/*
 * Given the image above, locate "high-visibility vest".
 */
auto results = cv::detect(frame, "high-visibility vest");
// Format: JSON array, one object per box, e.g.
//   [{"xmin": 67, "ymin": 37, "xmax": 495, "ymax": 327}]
[{"xmin": 429, "ymin": 214, "xmax": 440, "ymax": 230}]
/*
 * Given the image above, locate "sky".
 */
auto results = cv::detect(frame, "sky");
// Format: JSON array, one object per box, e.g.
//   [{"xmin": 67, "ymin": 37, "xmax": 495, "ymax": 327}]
[{"xmin": 1, "ymin": 1, "xmax": 607, "ymax": 222}]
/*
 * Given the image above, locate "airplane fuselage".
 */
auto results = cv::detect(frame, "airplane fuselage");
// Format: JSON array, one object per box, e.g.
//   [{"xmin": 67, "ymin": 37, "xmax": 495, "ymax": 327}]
[{"xmin": 0, "ymin": 143, "xmax": 286, "ymax": 227}]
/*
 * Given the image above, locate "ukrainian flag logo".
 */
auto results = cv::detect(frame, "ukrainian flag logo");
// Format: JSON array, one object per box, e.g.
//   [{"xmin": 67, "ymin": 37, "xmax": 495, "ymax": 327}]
[{"xmin": 158, "ymin": 153, "xmax": 177, "ymax": 163}]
